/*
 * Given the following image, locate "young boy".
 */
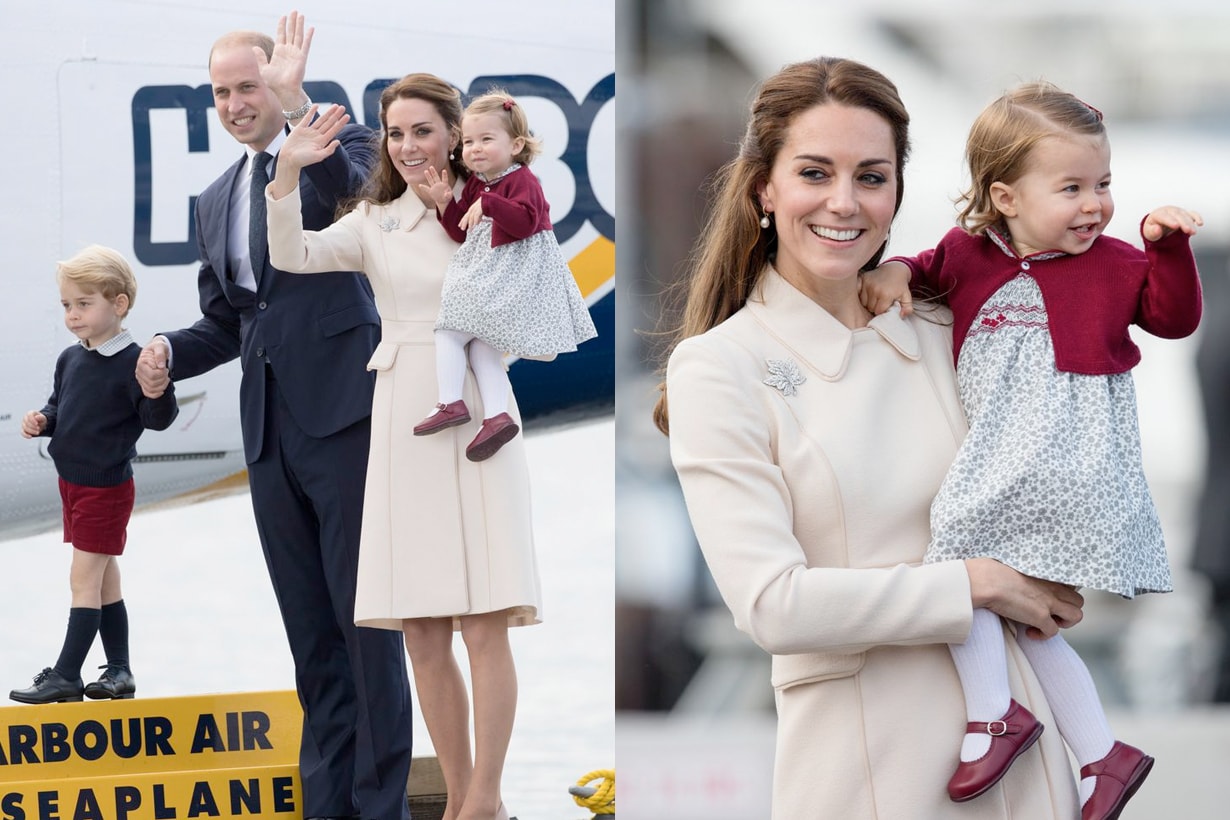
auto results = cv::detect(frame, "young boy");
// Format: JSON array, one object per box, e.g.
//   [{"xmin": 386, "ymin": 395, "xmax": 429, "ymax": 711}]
[{"xmin": 11, "ymin": 245, "xmax": 177, "ymax": 704}]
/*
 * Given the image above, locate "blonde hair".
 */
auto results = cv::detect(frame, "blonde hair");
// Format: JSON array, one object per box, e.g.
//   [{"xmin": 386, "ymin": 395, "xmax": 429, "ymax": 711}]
[
  {"xmin": 959, "ymin": 81, "xmax": 1106, "ymax": 234},
  {"xmin": 56, "ymin": 245, "xmax": 138, "ymax": 315},
  {"xmin": 652, "ymin": 57, "xmax": 911, "ymax": 434},
  {"xmin": 464, "ymin": 89, "xmax": 543, "ymax": 165}
]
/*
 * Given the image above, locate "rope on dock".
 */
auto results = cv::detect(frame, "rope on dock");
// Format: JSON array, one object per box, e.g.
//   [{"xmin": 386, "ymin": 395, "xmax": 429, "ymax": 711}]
[{"xmin": 569, "ymin": 768, "xmax": 615, "ymax": 816}]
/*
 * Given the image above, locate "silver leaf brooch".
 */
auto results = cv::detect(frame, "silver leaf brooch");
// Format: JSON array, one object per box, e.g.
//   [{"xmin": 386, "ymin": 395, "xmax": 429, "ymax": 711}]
[
  {"xmin": 764, "ymin": 358, "xmax": 805, "ymax": 396},
  {"xmin": 379, "ymin": 216, "xmax": 400, "ymax": 233}
]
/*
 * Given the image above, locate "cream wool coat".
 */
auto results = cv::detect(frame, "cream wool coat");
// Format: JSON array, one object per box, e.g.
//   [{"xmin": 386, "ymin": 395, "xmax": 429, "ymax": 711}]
[
  {"xmin": 268, "ymin": 184, "xmax": 541, "ymax": 631},
  {"xmin": 667, "ymin": 268, "xmax": 1079, "ymax": 819}
]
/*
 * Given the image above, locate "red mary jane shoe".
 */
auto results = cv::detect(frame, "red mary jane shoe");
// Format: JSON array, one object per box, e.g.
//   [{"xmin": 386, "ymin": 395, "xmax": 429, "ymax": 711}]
[
  {"xmin": 947, "ymin": 699, "xmax": 1044, "ymax": 802},
  {"xmin": 1080, "ymin": 741, "xmax": 1153, "ymax": 820},
  {"xmin": 465, "ymin": 413, "xmax": 519, "ymax": 462},
  {"xmin": 414, "ymin": 400, "xmax": 471, "ymax": 436}
]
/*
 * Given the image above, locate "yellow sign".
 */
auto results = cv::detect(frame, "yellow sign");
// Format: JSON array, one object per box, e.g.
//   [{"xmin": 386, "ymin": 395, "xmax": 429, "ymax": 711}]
[{"xmin": 1, "ymin": 690, "xmax": 303, "ymax": 819}]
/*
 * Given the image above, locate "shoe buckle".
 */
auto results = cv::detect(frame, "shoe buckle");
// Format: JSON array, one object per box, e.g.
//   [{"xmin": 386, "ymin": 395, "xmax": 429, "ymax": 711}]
[{"xmin": 986, "ymin": 720, "xmax": 1008, "ymax": 736}]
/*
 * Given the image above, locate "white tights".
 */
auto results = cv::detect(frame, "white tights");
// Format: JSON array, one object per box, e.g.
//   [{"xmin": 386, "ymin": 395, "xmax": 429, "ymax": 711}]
[
  {"xmin": 949, "ymin": 610, "xmax": 1114, "ymax": 804},
  {"xmin": 434, "ymin": 329, "xmax": 509, "ymax": 419}
]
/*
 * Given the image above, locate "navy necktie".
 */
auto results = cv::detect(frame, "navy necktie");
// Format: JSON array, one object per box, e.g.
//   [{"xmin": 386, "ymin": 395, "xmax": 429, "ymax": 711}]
[{"xmin": 249, "ymin": 151, "xmax": 271, "ymax": 282}]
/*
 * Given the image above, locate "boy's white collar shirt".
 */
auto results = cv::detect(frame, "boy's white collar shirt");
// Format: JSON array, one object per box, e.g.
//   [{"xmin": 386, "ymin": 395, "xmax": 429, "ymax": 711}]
[{"xmin": 83, "ymin": 328, "xmax": 133, "ymax": 357}]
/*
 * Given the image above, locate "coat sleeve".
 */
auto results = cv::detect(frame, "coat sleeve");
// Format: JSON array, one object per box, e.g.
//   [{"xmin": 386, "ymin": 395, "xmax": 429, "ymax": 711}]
[
  {"xmin": 1136, "ymin": 220, "xmax": 1203, "ymax": 339},
  {"xmin": 667, "ymin": 336, "xmax": 972, "ymax": 656},
  {"xmin": 267, "ymin": 184, "xmax": 367, "ymax": 274},
  {"xmin": 161, "ymin": 203, "xmax": 242, "ymax": 382}
]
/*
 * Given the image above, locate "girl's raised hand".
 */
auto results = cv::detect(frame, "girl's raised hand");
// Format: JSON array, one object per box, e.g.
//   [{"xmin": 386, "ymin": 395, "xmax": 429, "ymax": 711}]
[
  {"xmin": 458, "ymin": 199, "xmax": 484, "ymax": 232},
  {"xmin": 417, "ymin": 166, "xmax": 454, "ymax": 210},
  {"xmin": 1143, "ymin": 205, "xmax": 1203, "ymax": 242}
]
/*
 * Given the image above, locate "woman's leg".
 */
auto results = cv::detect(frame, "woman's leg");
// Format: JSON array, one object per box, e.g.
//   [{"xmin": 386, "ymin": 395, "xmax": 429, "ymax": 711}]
[
  {"xmin": 403, "ymin": 618, "xmax": 473, "ymax": 820},
  {"xmin": 457, "ymin": 611, "xmax": 517, "ymax": 820},
  {"xmin": 466, "ymin": 339, "xmax": 510, "ymax": 419},
  {"xmin": 950, "ymin": 607, "xmax": 1012, "ymax": 761},
  {"xmin": 1013, "ymin": 623, "xmax": 1115, "ymax": 805}
]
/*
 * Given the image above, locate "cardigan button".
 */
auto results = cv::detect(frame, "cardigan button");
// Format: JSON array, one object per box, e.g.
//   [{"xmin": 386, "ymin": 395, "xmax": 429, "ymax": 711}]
[
  {"xmin": 484, "ymin": 186, "xmax": 491, "ymax": 192},
  {"xmin": 1020, "ymin": 260, "xmax": 1031, "ymax": 271}
]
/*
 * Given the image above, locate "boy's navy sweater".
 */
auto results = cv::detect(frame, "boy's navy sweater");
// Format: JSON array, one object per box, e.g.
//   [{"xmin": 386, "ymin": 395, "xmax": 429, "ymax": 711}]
[{"xmin": 39, "ymin": 342, "xmax": 178, "ymax": 487}]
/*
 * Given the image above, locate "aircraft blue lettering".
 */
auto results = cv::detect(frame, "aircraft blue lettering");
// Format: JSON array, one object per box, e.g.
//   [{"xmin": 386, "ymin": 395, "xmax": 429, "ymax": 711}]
[{"xmin": 131, "ymin": 73, "xmax": 615, "ymax": 267}]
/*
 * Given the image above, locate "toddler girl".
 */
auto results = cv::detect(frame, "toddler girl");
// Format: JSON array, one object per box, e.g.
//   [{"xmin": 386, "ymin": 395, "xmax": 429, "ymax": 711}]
[
  {"xmin": 414, "ymin": 89, "xmax": 597, "ymax": 461},
  {"xmin": 861, "ymin": 81, "xmax": 1202, "ymax": 820}
]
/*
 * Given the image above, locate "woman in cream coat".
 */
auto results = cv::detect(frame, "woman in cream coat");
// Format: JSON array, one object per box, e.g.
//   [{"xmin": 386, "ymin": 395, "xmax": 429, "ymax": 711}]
[
  {"xmin": 656, "ymin": 58, "xmax": 1085, "ymax": 819},
  {"xmin": 267, "ymin": 75, "xmax": 539, "ymax": 820}
]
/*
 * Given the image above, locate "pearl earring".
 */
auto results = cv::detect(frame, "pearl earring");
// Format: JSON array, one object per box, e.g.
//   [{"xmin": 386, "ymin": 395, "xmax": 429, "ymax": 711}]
[
  {"xmin": 760, "ymin": 213, "xmax": 771, "ymax": 229},
  {"xmin": 449, "ymin": 152, "xmax": 455, "ymax": 161}
]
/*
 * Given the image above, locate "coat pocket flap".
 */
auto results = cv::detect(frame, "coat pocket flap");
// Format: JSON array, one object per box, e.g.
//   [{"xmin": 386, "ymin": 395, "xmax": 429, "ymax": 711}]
[
  {"xmin": 320, "ymin": 303, "xmax": 381, "ymax": 338},
  {"xmin": 771, "ymin": 650, "xmax": 864, "ymax": 691},
  {"xmin": 366, "ymin": 341, "xmax": 398, "ymax": 372}
]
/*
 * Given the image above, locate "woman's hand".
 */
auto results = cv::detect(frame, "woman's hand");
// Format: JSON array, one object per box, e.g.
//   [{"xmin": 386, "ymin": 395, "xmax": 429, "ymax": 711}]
[
  {"xmin": 965, "ymin": 558, "xmax": 1084, "ymax": 639},
  {"xmin": 417, "ymin": 166, "xmax": 455, "ymax": 211},
  {"xmin": 1142, "ymin": 205, "xmax": 1203, "ymax": 242},
  {"xmin": 270, "ymin": 104, "xmax": 350, "ymax": 200}
]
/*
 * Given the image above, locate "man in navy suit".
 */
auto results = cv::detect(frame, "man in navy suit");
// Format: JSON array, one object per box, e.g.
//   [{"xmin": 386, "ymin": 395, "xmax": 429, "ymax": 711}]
[{"xmin": 136, "ymin": 13, "xmax": 412, "ymax": 820}]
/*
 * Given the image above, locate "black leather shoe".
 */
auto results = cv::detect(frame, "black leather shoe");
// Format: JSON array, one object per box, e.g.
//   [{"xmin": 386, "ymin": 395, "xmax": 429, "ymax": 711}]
[
  {"xmin": 84, "ymin": 664, "xmax": 136, "ymax": 700},
  {"xmin": 10, "ymin": 667, "xmax": 84, "ymax": 704}
]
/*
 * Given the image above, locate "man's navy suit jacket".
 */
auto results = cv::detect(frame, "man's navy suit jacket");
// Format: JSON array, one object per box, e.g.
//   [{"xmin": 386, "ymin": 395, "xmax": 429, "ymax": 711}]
[{"xmin": 166, "ymin": 124, "xmax": 381, "ymax": 463}]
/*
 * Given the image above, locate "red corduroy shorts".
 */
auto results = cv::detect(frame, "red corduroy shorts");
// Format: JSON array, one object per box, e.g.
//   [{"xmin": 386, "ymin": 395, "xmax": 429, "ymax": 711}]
[{"xmin": 59, "ymin": 477, "xmax": 135, "ymax": 556}]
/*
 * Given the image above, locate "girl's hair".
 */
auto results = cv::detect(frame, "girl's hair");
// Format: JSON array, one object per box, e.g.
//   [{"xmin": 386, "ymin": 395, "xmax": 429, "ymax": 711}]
[
  {"xmin": 463, "ymin": 89, "xmax": 543, "ymax": 165},
  {"xmin": 959, "ymin": 81, "xmax": 1106, "ymax": 235},
  {"xmin": 351, "ymin": 73, "xmax": 469, "ymax": 209},
  {"xmin": 652, "ymin": 56, "xmax": 911, "ymax": 434},
  {"xmin": 57, "ymin": 245, "xmax": 137, "ymax": 315}
]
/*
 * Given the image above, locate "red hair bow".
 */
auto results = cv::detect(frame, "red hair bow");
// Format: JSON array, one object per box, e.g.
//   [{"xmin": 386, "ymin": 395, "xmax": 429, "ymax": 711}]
[{"xmin": 502, "ymin": 98, "xmax": 516, "ymax": 111}]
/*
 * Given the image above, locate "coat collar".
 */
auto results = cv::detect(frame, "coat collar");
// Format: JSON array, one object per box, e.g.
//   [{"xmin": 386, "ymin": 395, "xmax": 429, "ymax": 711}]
[
  {"xmin": 744, "ymin": 266, "xmax": 920, "ymax": 381},
  {"xmin": 387, "ymin": 182, "xmax": 466, "ymax": 232}
]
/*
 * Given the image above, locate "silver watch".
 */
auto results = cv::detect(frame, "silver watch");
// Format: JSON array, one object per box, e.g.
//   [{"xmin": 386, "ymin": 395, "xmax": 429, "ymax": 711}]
[{"xmin": 282, "ymin": 97, "xmax": 313, "ymax": 121}]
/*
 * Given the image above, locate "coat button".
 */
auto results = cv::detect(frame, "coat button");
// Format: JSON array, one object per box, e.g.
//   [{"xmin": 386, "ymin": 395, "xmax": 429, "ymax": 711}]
[
  {"xmin": 258, "ymin": 301, "xmax": 268, "ymax": 310},
  {"xmin": 256, "ymin": 347, "xmax": 265, "ymax": 357}
]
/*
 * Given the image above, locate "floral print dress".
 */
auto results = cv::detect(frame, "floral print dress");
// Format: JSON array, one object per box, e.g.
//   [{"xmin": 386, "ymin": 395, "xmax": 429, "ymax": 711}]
[{"xmin": 923, "ymin": 272, "xmax": 1172, "ymax": 597}]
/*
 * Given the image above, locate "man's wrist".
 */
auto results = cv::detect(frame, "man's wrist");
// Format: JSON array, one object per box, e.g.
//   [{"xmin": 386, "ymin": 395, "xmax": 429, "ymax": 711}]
[{"xmin": 282, "ymin": 94, "xmax": 312, "ymax": 121}]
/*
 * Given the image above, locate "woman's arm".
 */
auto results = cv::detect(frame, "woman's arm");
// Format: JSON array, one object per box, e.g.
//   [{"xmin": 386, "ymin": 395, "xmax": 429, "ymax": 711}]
[{"xmin": 667, "ymin": 336, "xmax": 1083, "ymax": 655}]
